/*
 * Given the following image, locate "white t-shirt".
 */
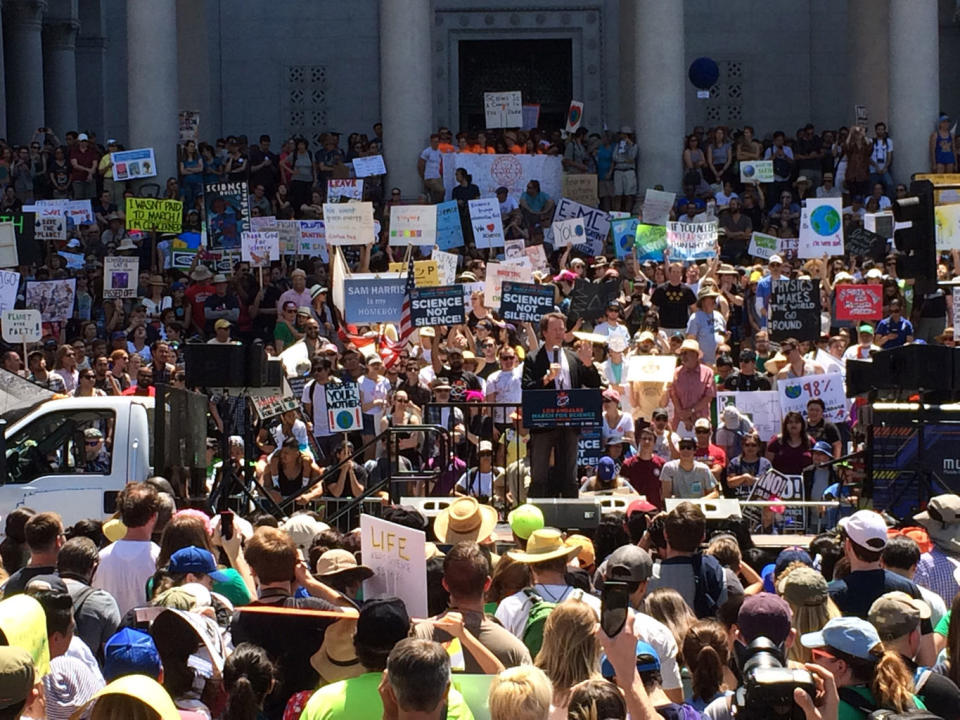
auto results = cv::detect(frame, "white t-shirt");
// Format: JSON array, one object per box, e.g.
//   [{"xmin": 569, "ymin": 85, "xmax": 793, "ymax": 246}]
[
  {"xmin": 486, "ymin": 366, "xmax": 522, "ymax": 423},
  {"xmin": 455, "ymin": 468, "xmax": 500, "ymax": 498},
  {"xmin": 419, "ymin": 147, "xmax": 443, "ymax": 179},
  {"xmin": 602, "ymin": 411, "xmax": 635, "ymax": 444},
  {"xmin": 495, "ymin": 584, "xmax": 602, "ymax": 639},
  {"xmin": 301, "ymin": 380, "xmax": 332, "ymax": 437},
  {"xmin": 871, "ymin": 137, "xmax": 893, "ymax": 167},
  {"xmin": 359, "ymin": 374, "xmax": 391, "ymax": 429},
  {"xmin": 632, "ymin": 611, "xmax": 683, "ymax": 691},
  {"xmin": 499, "ymin": 195, "xmax": 519, "ymax": 217},
  {"xmin": 93, "ymin": 539, "xmax": 160, "ymax": 615}
]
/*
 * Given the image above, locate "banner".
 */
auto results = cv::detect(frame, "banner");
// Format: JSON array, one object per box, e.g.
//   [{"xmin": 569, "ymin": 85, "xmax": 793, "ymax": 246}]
[
  {"xmin": 241, "ymin": 231, "xmax": 280, "ymax": 266},
  {"xmin": 548, "ymin": 197, "xmax": 610, "ymax": 255},
  {"xmin": 836, "ymin": 285, "xmax": 882, "ymax": 321},
  {"xmin": 627, "ymin": 355, "xmax": 677, "ymax": 384},
  {"xmin": 739, "ymin": 160, "xmax": 774, "ymax": 184},
  {"xmin": 499, "ymin": 281, "xmax": 555, "ymax": 323},
  {"xmin": 716, "ymin": 391, "xmax": 782, "ymax": 447},
  {"xmin": 352, "ymin": 155, "xmax": 386, "ymax": 177},
  {"xmin": 204, "ymin": 182, "xmax": 250, "ymax": 249},
  {"xmin": 0, "ymin": 270, "xmax": 18, "ymax": 312},
  {"xmin": 343, "ymin": 275, "xmax": 406, "ymax": 324},
  {"xmin": 0, "ymin": 223, "xmax": 17, "ymax": 268},
  {"xmin": 666, "ymin": 221, "xmax": 718, "ymax": 260},
  {"xmin": 484, "ymin": 262, "xmax": 532, "ymax": 309},
  {"xmin": 25, "ymin": 278, "xmax": 75, "ymax": 322},
  {"xmin": 103, "ymin": 257, "xmax": 140, "ymax": 299},
  {"xmin": 361, "ymin": 515, "xmax": 427, "ymax": 618},
  {"xmin": 642, "ymin": 189, "xmax": 676, "ymax": 226},
  {"xmin": 484, "ymin": 91, "xmax": 523, "ymax": 128},
  {"xmin": 562, "ymin": 174, "xmax": 598, "ymax": 208},
  {"xmin": 327, "ymin": 178, "xmax": 363, "ymax": 201},
  {"xmin": 468, "ymin": 197, "xmax": 505, "ymax": 248},
  {"xmin": 441, "ymin": 154, "xmax": 562, "ymax": 204},
  {"xmin": 635, "ymin": 223, "xmax": 668, "ymax": 261},
  {"xmin": 748, "ymin": 231, "xmax": 779, "ymax": 260},
  {"xmin": 409, "ymin": 285, "xmax": 465, "ymax": 327},
  {"xmin": 565, "ymin": 100, "xmax": 584, "ymax": 133},
  {"xmin": 798, "ymin": 198, "xmax": 843, "ymax": 258},
  {"xmin": 125, "ymin": 197, "xmax": 183, "ymax": 233},
  {"xmin": 389, "ymin": 204, "xmax": 437, "ymax": 246},
  {"xmin": 178, "ymin": 111, "xmax": 200, "ymax": 143},
  {"xmin": 521, "ymin": 389, "xmax": 603, "ymax": 428},
  {"xmin": 935, "ymin": 203, "xmax": 960, "ymax": 250},
  {"xmin": 323, "ymin": 202, "xmax": 374, "ymax": 245},
  {"xmin": 326, "ymin": 381, "xmax": 362, "ymax": 432},
  {"xmin": 778, "ymin": 372, "xmax": 847, "ymax": 424},
  {"xmin": 111, "ymin": 148, "xmax": 157, "ymax": 181},
  {"xmin": 568, "ymin": 278, "xmax": 619, "ymax": 322},
  {"xmin": 551, "ymin": 217, "xmax": 586, "ymax": 247},
  {"xmin": 769, "ymin": 278, "xmax": 821, "ymax": 342},
  {"xmin": 611, "ymin": 217, "xmax": 639, "ymax": 259},
  {"xmin": 435, "ymin": 200, "xmax": 465, "ymax": 250},
  {"xmin": 298, "ymin": 220, "xmax": 326, "ymax": 256},
  {"xmin": 1, "ymin": 309, "xmax": 41, "ymax": 343},
  {"xmin": 846, "ymin": 226, "xmax": 888, "ymax": 260}
]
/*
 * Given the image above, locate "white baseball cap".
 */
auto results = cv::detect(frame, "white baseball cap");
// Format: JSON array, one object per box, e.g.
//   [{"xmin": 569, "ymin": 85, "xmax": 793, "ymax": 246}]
[
  {"xmin": 839, "ymin": 510, "xmax": 888, "ymax": 551},
  {"xmin": 769, "ymin": 254, "xmax": 784, "ymax": 265}
]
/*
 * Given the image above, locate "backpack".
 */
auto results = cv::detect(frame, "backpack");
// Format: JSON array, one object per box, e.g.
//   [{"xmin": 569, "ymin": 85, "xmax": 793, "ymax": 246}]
[
  {"xmin": 838, "ymin": 686, "xmax": 943, "ymax": 720},
  {"xmin": 521, "ymin": 587, "xmax": 583, "ymax": 658},
  {"xmin": 773, "ymin": 156, "xmax": 792, "ymax": 178},
  {"xmin": 689, "ymin": 553, "xmax": 724, "ymax": 619}
]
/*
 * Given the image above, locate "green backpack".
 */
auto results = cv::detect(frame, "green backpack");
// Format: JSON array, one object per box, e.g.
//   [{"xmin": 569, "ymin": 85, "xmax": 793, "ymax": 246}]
[{"xmin": 521, "ymin": 587, "xmax": 582, "ymax": 658}]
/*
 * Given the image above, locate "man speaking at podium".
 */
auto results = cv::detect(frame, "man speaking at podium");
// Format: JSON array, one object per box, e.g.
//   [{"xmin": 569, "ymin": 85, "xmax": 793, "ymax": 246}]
[{"xmin": 522, "ymin": 311, "xmax": 601, "ymax": 497}]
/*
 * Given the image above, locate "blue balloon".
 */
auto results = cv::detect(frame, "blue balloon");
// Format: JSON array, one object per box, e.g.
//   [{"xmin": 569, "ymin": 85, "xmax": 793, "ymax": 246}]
[{"xmin": 688, "ymin": 57, "xmax": 719, "ymax": 90}]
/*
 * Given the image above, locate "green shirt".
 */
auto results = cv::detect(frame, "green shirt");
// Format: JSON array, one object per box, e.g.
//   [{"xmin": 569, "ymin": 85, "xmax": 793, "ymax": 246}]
[
  {"xmin": 936, "ymin": 612, "xmax": 950, "ymax": 637},
  {"xmin": 300, "ymin": 672, "xmax": 475, "ymax": 720},
  {"xmin": 838, "ymin": 686, "xmax": 926, "ymax": 720}
]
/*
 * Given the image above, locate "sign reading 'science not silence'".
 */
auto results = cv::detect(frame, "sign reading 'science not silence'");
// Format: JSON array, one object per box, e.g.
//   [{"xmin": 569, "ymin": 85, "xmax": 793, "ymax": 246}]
[
  {"xmin": 409, "ymin": 285, "xmax": 465, "ymax": 328},
  {"xmin": 499, "ymin": 281, "xmax": 555, "ymax": 323}
]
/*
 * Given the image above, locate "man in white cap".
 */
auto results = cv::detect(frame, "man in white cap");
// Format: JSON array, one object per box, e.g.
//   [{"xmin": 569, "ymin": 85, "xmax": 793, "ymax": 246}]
[
  {"xmin": 454, "ymin": 441, "xmax": 502, "ymax": 501},
  {"xmin": 754, "ymin": 254, "xmax": 787, "ymax": 329}
]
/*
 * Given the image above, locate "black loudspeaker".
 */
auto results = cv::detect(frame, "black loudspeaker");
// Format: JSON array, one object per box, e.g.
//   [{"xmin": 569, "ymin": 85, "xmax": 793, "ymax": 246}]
[
  {"xmin": 893, "ymin": 181, "xmax": 936, "ymax": 283},
  {"xmin": 846, "ymin": 358, "xmax": 882, "ymax": 397},
  {"xmin": 183, "ymin": 343, "xmax": 246, "ymax": 388},
  {"xmin": 246, "ymin": 340, "xmax": 267, "ymax": 387},
  {"xmin": 886, "ymin": 343, "xmax": 952, "ymax": 391},
  {"xmin": 266, "ymin": 357, "xmax": 283, "ymax": 388},
  {"xmin": 530, "ymin": 499, "xmax": 602, "ymax": 530}
]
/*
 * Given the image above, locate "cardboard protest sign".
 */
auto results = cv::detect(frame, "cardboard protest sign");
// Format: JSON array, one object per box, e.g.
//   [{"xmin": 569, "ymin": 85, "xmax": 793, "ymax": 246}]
[
  {"xmin": 326, "ymin": 381, "xmax": 362, "ymax": 432},
  {"xmin": 748, "ymin": 231, "xmax": 779, "ymax": 260},
  {"xmin": 524, "ymin": 244, "xmax": 550, "ymax": 274},
  {"xmin": 468, "ymin": 197, "xmax": 505, "ymax": 249},
  {"xmin": 433, "ymin": 249, "xmax": 459, "ymax": 285},
  {"xmin": 0, "ymin": 223, "xmax": 17, "ymax": 268},
  {"xmin": 324, "ymin": 202, "xmax": 374, "ymax": 245},
  {"xmin": 551, "ymin": 217, "xmax": 586, "ymax": 247},
  {"xmin": 1, "ymin": 309, "xmax": 41, "ymax": 343},
  {"xmin": 0, "ymin": 271, "xmax": 18, "ymax": 312},
  {"xmin": 846, "ymin": 226, "xmax": 888, "ymax": 260},
  {"xmin": 484, "ymin": 262, "xmax": 532, "ymax": 309},
  {"xmin": 835, "ymin": 285, "xmax": 882, "ymax": 321},
  {"xmin": 125, "ymin": 198, "xmax": 183, "ymax": 233},
  {"xmin": 343, "ymin": 275, "xmax": 406, "ymax": 324},
  {"xmin": 548, "ymin": 198, "xmax": 610, "ymax": 255},
  {"xmin": 25, "ymin": 279, "xmax": 76, "ymax": 322},
  {"xmin": 562, "ymin": 174, "xmax": 598, "ymax": 208},
  {"xmin": 635, "ymin": 224, "xmax": 668, "ymax": 261},
  {"xmin": 739, "ymin": 160, "xmax": 773, "ymax": 184},
  {"xmin": 610, "ymin": 217, "xmax": 639, "ymax": 259},
  {"xmin": 298, "ymin": 220, "xmax": 326, "ymax": 256},
  {"xmin": 744, "ymin": 469, "xmax": 806, "ymax": 533},
  {"xmin": 389, "ymin": 260, "xmax": 439, "ymax": 287},
  {"xmin": 935, "ymin": 203, "xmax": 960, "ymax": 250},
  {"xmin": 778, "ymin": 372, "xmax": 847, "ymax": 424},
  {"xmin": 103, "ymin": 257, "xmax": 140, "ymax": 299},
  {"xmin": 361, "ymin": 514, "xmax": 427, "ymax": 618},
  {"xmin": 484, "ymin": 91, "xmax": 523, "ymax": 128},
  {"xmin": 626, "ymin": 355, "xmax": 676, "ymax": 385},
  {"xmin": 389, "ymin": 205, "xmax": 437, "ymax": 246},
  {"xmin": 277, "ymin": 219, "xmax": 301, "ymax": 254},
  {"xmin": 204, "ymin": 182, "xmax": 249, "ymax": 249},
  {"xmin": 249, "ymin": 216, "xmax": 278, "ymax": 233},
  {"xmin": 568, "ymin": 278, "xmax": 619, "ymax": 323},
  {"xmin": 798, "ymin": 198, "xmax": 843, "ymax": 258},
  {"xmin": 565, "ymin": 101, "xmax": 584, "ymax": 133},
  {"xmin": 499, "ymin": 281, "xmax": 555, "ymax": 323},
  {"xmin": 178, "ymin": 111, "xmax": 200, "ymax": 143},
  {"xmin": 716, "ymin": 391, "xmax": 782, "ymax": 448},
  {"xmin": 352, "ymin": 155, "xmax": 386, "ymax": 177},
  {"xmin": 111, "ymin": 148, "xmax": 157, "ymax": 180},
  {"xmin": 327, "ymin": 178, "xmax": 363, "ymax": 201},
  {"xmin": 241, "ymin": 231, "xmax": 280, "ymax": 267},
  {"xmin": 667, "ymin": 221, "xmax": 718, "ymax": 260},
  {"xmin": 34, "ymin": 207, "xmax": 66, "ymax": 241},
  {"xmin": 410, "ymin": 285, "xmax": 465, "ymax": 327},
  {"xmin": 642, "ymin": 189, "xmax": 676, "ymax": 226},
  {"xmin": 769, "ymin": 278, "xmax": 820, "ymax": 342},
  {"xmin": 435, "ymin": 200, "xmax": 465, "ymax": 250}
]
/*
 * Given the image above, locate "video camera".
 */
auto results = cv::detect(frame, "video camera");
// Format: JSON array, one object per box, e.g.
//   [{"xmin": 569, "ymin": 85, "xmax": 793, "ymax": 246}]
[{"xmin": 733, "ymin": 638, "xmax": 816, "ymax": 720}]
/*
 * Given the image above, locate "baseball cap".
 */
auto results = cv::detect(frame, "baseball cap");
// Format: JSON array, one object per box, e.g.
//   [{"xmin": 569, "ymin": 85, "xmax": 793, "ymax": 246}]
[
  {"xmin": 77, "ymin": 133, "xmax": 88, "ymax": 141},
  {"xmin": 778, "ymin": 566, "xmax": 828, "ymax": 607},
  {"xmin": 739, "ymin": 349, "xmax": 757, "ymax": 363},
  {"xmin": 103, "ymin": 628, "xmax": 162, "ymax": 681},
  {"xmin": 605, "ymin": 545, "xmax": 653, "ymax": 583},
  {"xmin": 564, "ymin": 534, "xmax": 596, "ymax": 568},
  {"xmin": 769, "ymin": 254, "xmax": 784, "ymax": 265},
  {"xmin": 652, "ymin": 408, "xmax": 669, "ymax": 420},
  {"xmin": 812, "ymin": 440, "xmax": 833, "ymax": 456},
  {"xmin": 839, "ymin": 510, "xmax": 888, "ymax": 551},
  {"xmin": 626, "ymin": 498, "xmax": 657, "ymax": 517},
  {"xmin": 508, "ymin": 504, "xmax": 545, "ymax": 540},
  {"xmin": 868, "ymin": 591, "xmax": 931, "ymax": 641},
  {"xmin": 83, "ymin": 427, "xmax": 103, "ymax": 440},
  {"xmin": 858, "ymin": 323, "xmax": 874, "ymax": 335},
  {"xmin": 601, "ymin": 640, "xmax": 659, "ymax": 679},
  {"xmin": 0, "ymin": 646, "xmax": 34, "ymax": 710},
  {"xmin": 737, "ymin": 593, "xmax": 793, "ymax": 644},
  {"xmin": 597, "ymin": 456, "xmax": 617, "ymax": 481},
  {"xmin": 774, "ymin": 546, "xmax": 813, "ymax": 578},
  {"xmin": 214, "ymin": 318, "xmax": 231, "ymax": 330},
  {"xmin": 354, "ymin": 597, "xmax": 410, "ymax": 651},
  {"xmin": 281, "ymin": 514, "xmax": 330, "ymax": 550},
  {"xmin": 694, "ymin": 417, "xmax": 711, "ymax": 431},
  {"xmin": 801, "ymin": 616, "xmax": 881, "ymax": 660},
  {"xmin": 167, "ymin": 546, "xmax": 231, "ymax": 582}
]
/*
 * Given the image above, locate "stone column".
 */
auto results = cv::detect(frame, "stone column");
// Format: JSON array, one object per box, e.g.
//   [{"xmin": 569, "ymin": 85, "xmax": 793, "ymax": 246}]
[
  {"xmin": 889, "ymin": 0, "xmax": 939, "ymax": 182},
  {"xmin": 848, "ymin": 0, "xmax": 889, "ymax": 127},
  {"xmin": 43, "ymin": 16, "xmax": 79, "ymax": 135},
  {"xmin": 618, "ymin": 0, "xmax": 635, "ymax": 128},
  {"xmin": 3, "ymin": 0, "xmax": 46, "ymax": 144},
  {"xmin": 127, "ymin": 0, "xmax": 177, "ymax": 180},
  {"xmin": 77, "ymin": 0, "xmax": 106, "ymax": 139},
  {"xmin": 634, "ymin": 0, "xmax": 684, "ymax": 192},
  {"xmin": 380, "ymin": 0, "xmax": 432, "ymax": 198}
]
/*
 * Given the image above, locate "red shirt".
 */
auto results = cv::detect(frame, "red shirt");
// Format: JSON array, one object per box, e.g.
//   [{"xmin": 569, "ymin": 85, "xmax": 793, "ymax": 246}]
[
  {"xmin": 696, "ymin": 443, "xmax": 727, "ymax": 472},
  {"xmin": 69, "ymin": 145, "xmax": 98, "ymax": 181},
  {"xmin": 185, "ymin": 283, "xmax": 214, "ymax": 333},
  {"xmin": 620, "ymin": 454, "xmax": 666, "ymax": 509}
]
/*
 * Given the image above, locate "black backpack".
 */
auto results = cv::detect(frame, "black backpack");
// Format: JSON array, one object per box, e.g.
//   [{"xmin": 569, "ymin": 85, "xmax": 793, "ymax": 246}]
[{"xmin": 838, "ymin": 686, "xmax": 943, "ymax": 720}]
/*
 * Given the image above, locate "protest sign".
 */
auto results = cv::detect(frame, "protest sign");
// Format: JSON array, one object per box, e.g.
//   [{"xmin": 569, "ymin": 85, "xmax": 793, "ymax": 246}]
[
  {"xmin": 389, "ymin": 204, "xmax": 437, "ymax": 246},
  {"xmin": 170, "ymin": 232, "xmax": 202, "ymax": 270},
  {"xmin": 635, "ymin": 223, "xmax": 668, "ymax": 262},
  {"xmin": 744, "ymin": 470, "xmax": 806, "ymax": 533},
  {"xmin": 435, "ymin": 200, "xmax": 464, "ymax": 250},
  {"xmin": 34, "ymin": 208, "xmax": 65, "ymax": 241},
  {"xmin": 568, "ymin": 278, "xmax": 619, "ymax": 322},
  {"xmin": 739, "ymin": 160, "xmax": 774, "ymax": 184},
  {"xmin": 462, "ymin": 281, "xmax": 485, "ymax": 308},
  {"xmin": 103, "ymin": 257, "xmax": 140, "ymax": 299},
  {"xmin": 716, "ymin": 391, "xmax": 782, "ymax": 448},
  {"xmin": 627, "ymin": 355, "xmax": 677, "ymax": 384},
  {"xmin": 769, "ymin": 278, "xmax": 821, "ymax": 342},
  {"xmin": 361, "ymin": 514, "xmax": 427, "ymax": 618},
  {"xmin": 798, "ymin": 198, "xmax": 843, "ymax": 258},
  {"xmin": 326, "ymin": 381, "xmax": 362, "ymax": 432},
  {"xmin": 298, "ymin": 220, "xmax": 326, "ymax": 256},
  {"xmin": 241, "ymin": 231, "xmax": 280, "ymax": 267},
  {"xmin": 111, "ymin": 148, "xmax": 157, "ymax": 180},
  {"xmin": 642, "ymin": 189, "xmax": 676, "ymax": 226},
  {"xmin": 504, "ymin": 238, "xmax": 525, "ymax": 263},
  {"xmin": 0, "ymin": 213, "xmax": 38, "ymax": 266},
  {"xmin": 0, "ymin": 223, "xmax": 17, "ymax": 268},
  {"xmin": 249, "ymin": 216, "xmax": 278, "ymax": 233},
  {"xmin": 524, "ymin": 244, "xmax": 550, "ymax": 274},
  {"xmin": 864, "ymin": 212, "xmax": 894, "ymax": 240},
  {"xmin": 324, "ymin": 202, "xmax": 374, "ymax": 245},
  {"xmin": 442, "ymin": 154, "xmax": 562, "ymax": 203},
  {"xmin": 468, "ymin": 197, "xmax": 505, "ymax": 249},
  {"xmin": 522, "ymin": 389, "xmax": 603, "ymax": 428},
  {"xmin": 25, "ymin": 279, "xmax": 75, "ymax": 322},
  {"xmin": 565, "ymin": 101, "xmax": 584, "ymax": 133},
  {"xmin": 499, "ymin": 282, "xmax": 555, "ymax": 323},
  {"xmin": 58, "ymin": 252, "xmax": 84, "ymax": 271},
  {"xmin": 548, "ymin": 198, "xmax": 610, "ymax": 255},
  {"xmin": 748, "ymin": 231, "xmax": 779, "ymax": 260},
  {"xmin": 611, "ymin": 217, "xmax": 639, "ymax": 259},
  {"xmin": 327, "ymin": 178, "xmax": 363, "ymax": 201},
  {"xmin": 343, "ymin": 275, "xmax": 406, "ymax": 324},
  {"xmin": 352, "ymin": 155, "xmax": 386, "ymax": 177},
  {"xmin": 562, "ymin": 174, "xmax": 598, "ymax": 208},
  {"xmin": 178, "ymin": 111, "xmax": 200, "ymax": 143},
  {"xmin": 389, "ymin": 260, "xmax": 439, "ymax": 287},
  {"xmin": 277, "ymin": 219, "xmax": 301, "ymax": 254},
  {"xmin": 577, "ymin": 428, "xmax": 602, "ymax": 471},
  {"xmin": 522, "ymin": 103, "xmax": 540, "ymax": 129},
  {"xmin": 433, "ymin": 249, "xmax": 459, "ymax": 285},
  {"xmin": 484, "ymin": 262, "xmax": 532, "ymax": 309},
  {"xmin": 1, "ymin": 309, "xmax": 41, "ymax": 344},
  {"xmin": 935, "ymin": 203, "xmax": 960, "ymax": 250},
  {"xmin": 836, "ymin": 285, "xmax": 882, "ymax": 321},
  {"xmin": 779, "ymin": 372, "xmax": 847, "ymax": 424},
  {"xmin": 845, "ymin": 226, "xmax": 887, "ymax": 259},
  {"xmin": 0, "ymin": 271, "xmax": 18, "ymax": 312},
  {"xmin": 125, "ymin": 198, "xmax": 183, "ymax": 233},
  {"xmin": 204, "ymin": 182, "xmax": 249, "ymax": 249},
  {"xmin": 484, "ymin": 91, "xmax": 523, "ymax": 128},
  {"xmin": 666, "ymin": 221, "xmax": 718, "ymax": 260},
  {"xmin": 551, "ymin": 217, "xmax": 586, "ymax": 247},
  {"xmin": 779, "ymin": 237, "xmax": 799, "ymax": 260},
  {"xmin": 410, "ymin": 285, "xmax": 465, "ymax": 327}
]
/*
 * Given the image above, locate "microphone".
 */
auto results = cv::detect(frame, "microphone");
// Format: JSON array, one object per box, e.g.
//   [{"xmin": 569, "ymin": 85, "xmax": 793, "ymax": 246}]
[{"xmin": 552, "ymin": 346, "xmax": 560, "ymax": 364}]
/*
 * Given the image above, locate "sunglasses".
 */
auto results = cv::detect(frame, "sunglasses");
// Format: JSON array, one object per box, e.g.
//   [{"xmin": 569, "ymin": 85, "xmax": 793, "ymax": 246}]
[
  {"xmin": 84, "ymin": 440, "xmax": 101, "ymax": 446},
  {"xmin": 810, "ymin": 648, "xmax": 836, "ymax": 663},
  {"xmin": 679, "ymin": 443, "xmax": 696, "ymax": 450},
  {"xmin": 695, "ymin": 428, "xmax": 710, "ymax": 434}
]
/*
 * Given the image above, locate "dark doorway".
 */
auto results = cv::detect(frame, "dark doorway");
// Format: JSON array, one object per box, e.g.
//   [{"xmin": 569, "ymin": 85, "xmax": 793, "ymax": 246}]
[{"xmin": 458, "ymin": 38, "xmax": 573, "ymax": 132}]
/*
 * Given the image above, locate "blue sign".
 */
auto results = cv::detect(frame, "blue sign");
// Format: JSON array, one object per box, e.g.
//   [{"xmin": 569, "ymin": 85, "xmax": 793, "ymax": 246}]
[
  {"xmin": 521, "ymin": 389, "xmax": 602, "ymax": 429},
  {"xmin": 410, "ymin": 284, "xmax": 465, "ymax": 327},
  {"xmin": 343, "ymin": 277, "xmax": 406, "ymax": 324},
  {"xmin": 577, "ymin": 428, "xmax": 603, "ymax": 470},
  {"xmin": 435, "ymin": 200, "xmax": 465, "ymax": 250},
  {"xmin": 611, "ymin": 217, "xmax": 639, "ymax": 259}
]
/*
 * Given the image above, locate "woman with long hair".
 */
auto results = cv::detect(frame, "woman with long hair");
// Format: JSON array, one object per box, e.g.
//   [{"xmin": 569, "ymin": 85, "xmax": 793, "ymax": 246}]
[
  {"xmin": 643, "ymin": 588, "xmax": 697, "ymax": 665},
  {"xmin": 766, "ymin": 410, "xmax": 814, "ymax": 475},
  {"xmin": 488, "ymin": 665, "xmax": 552, "ymax": 720},
  {"xmin": 534, "ymin": 599, "xmax": 601, "ymax": 717},
  {"xmin": 222, "ymin": 643, "xmax": 276, "ymax": 720},
  {"xmin": 53, "ymin": 343, "xmax": 79, "ymax": 393},
  {"xmin": 282, "ymin": 137, "xmax": 315, "ymax": 215},
  {"xmin": 179, "ymin": 140, "xmax": 204, "ymax": 210},
  {"xmin": 567, "ymin": 678, "xmax": 627, "ymax": 720},
  {"xmin": 706, "ymin": 127, "xmax": 733, "ymax": 186},
  {"xmin": 778, "ymin": 565, "xmax": 841, "ymax": 664},
  {"xmin": 682, "ymin": 620, "xmax": 735, "ymax": 710},
  {"xmin": 683, "ymin": 134, "xmax": 708, "ymax": 189}
]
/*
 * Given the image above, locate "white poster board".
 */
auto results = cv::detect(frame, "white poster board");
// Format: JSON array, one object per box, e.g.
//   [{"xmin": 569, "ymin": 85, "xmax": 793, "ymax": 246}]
[
  {"xmin": 327, "ymin": 179, "xmax": 363, "ymax": 201},
  {"xmin": 388, "ymin": 205, "xmax": 438, "ymax": 246},
  {"xmin": 642, "ymin": 189, "xmax": 676, "ymax": 226},
  {"xmin": 716, "ymin": 391, "xmax": 782, "ymax": 446},
  {"xmin": 483, "ymin": 91, "xmax": 523, "ymax": 128},
  {"xmin": 323, "ymin": 202, "xmax": 375, "ymax": 245},
  {"xmin": 798, "ymin": 198, "xmax": 844, "ymax": 258},
  {"xmin": 777, "ymin": 372, "xmax": 847, "ymax": 424},
  {"xmin": 103, "ymin": 257, "xmax": 140, "ymax": 299},
  {"xmin": 626, "ymin": 355, "xmax": 676, "ymax": 384},
  {"xmin": 360, "ymin": 514, "xmax": 427, "ymax": 618},
  {"xmin": 241, "ymin": 231, "xmax": 280, "ymax": 267},
  {"xmin": 352, "ymin": 155, "xmax": 387, "ymax": 177},
  {"xmin": 484, "ymin": 262, "xmax": 532, "ymax": 310},
  {"xmin": 551, "ymin": 217, "xmax": 586, "ymax": 247},
  {"xmin": 1, "ymin": 309, "xmax": 41, "ymax": 344},
  {"xmin": 468, "ymin": 197, "xmax": 505, "ymax": 248},
  {"xmin": 0, "ymin": 223, "xmax": 18, "ymax": 268},
  {"xmin": 0, "ymin": 271, "xmax": 18, "ymax": 312}
]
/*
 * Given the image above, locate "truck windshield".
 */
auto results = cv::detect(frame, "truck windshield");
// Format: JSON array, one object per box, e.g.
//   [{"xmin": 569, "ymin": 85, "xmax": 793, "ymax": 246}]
[{"xmin": 5, "ymin": 409, "xmax": 117, "ymax": 484}]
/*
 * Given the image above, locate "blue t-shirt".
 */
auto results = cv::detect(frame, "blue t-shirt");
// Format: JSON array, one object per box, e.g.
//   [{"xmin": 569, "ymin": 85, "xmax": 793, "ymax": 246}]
[
  {"xmin": 523, "ymin": 191, "xmax": 551, "ymax": 213},
  {"xmin": 828, "ymin": 569, "xmax": 931, "ymax": 631},
  {"xmin": 875, "ymin": 316, "xmax": 913, "ymax": 348},
  {"xmin": 596, "ymin": 144, "xmax": 613, "ymax": 180}
]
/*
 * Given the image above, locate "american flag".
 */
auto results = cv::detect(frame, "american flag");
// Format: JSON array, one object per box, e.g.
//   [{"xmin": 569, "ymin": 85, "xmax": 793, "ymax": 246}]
[{"xmin": 380, "ymin": 253, "xmax": 415, "ymax": 368}]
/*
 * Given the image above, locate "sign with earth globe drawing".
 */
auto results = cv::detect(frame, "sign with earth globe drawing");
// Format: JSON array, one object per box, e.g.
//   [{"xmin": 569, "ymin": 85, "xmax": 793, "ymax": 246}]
[
  {"xmin": 798, "ymin": 198, "xmax": 844, "ymax": 258},
  {"xmin": 325, "ymin": 381, "xmax": 363, "ymax": 432}
]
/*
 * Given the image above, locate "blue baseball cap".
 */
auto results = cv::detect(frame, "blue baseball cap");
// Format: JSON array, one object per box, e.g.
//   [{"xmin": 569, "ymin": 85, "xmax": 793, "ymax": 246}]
[
  {"xmin": 103, "ymin": 628, "xmax": 162, "ymax": 681},
  {"xmin": 168, "ymin": 546, "xmax": 231, "ymax": 582},
  {"xmin": 812, "ymin": 441, "xmax": 833, "ymax": 456},
  {"xmin": 801, "ymin": 616, "xmax": 881, "ymax": 661},
  {"xmin": 774, "ymin": 546, "xmax": 813, "ymax": 578},
  {"xmin": 601, "ymin": 640, "xmax": 660, "ymax": 679},
  {"xmin": 598, "ymin": 456, "xmax": 617, "ymax": 482}
]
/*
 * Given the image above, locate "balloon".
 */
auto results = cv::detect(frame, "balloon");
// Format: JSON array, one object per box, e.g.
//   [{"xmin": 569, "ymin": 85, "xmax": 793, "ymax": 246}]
[{"xmin": 688, "ymin": 57, "xmax": 719, "ymax": 90}]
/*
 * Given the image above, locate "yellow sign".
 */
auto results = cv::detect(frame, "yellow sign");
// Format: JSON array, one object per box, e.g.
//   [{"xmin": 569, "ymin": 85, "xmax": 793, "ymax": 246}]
[
  {"xmin": 126, "ymin": 197, "xmax": 183, "ymax": 233},
  {"xmin": 388, "ymin": 260, "xmax": 439, "ymax": 287}
]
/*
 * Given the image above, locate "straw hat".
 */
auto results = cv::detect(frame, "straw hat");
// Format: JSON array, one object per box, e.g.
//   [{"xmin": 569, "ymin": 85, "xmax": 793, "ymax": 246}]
[
  {"xmin": 765, "ymin": 352, "xmax": 789, "ymax": 373},
  {"xmin": 678, "ymin": 339, "xmax": 702, "ymax": 358},
  {"xmin": 309, "ymin": 618, "xmax": 362, "ymax": 685},
  {"xmin": 433, "ymin": 497, "xmax": 498, "ymax": 544},
  {"xmin": 71, "ymin": 675, "xmax": 180, "ymax": 720},
  {"xmin": 697, "ymin": 286, "xmax": 719, "ymax": 306},
  {"xmin": 506, "ymin": 528, "xmax": 580, "ymax": 564},
  {"xmin": 314, "ymin": 549, "xmax": 374, "ymax": 584}
]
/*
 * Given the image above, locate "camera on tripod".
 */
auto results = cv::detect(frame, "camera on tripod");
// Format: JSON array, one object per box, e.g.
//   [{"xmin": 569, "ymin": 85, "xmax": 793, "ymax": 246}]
[{"xmin": 733, "ymin": 637, "xmax": 816, "ymax": 720}]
